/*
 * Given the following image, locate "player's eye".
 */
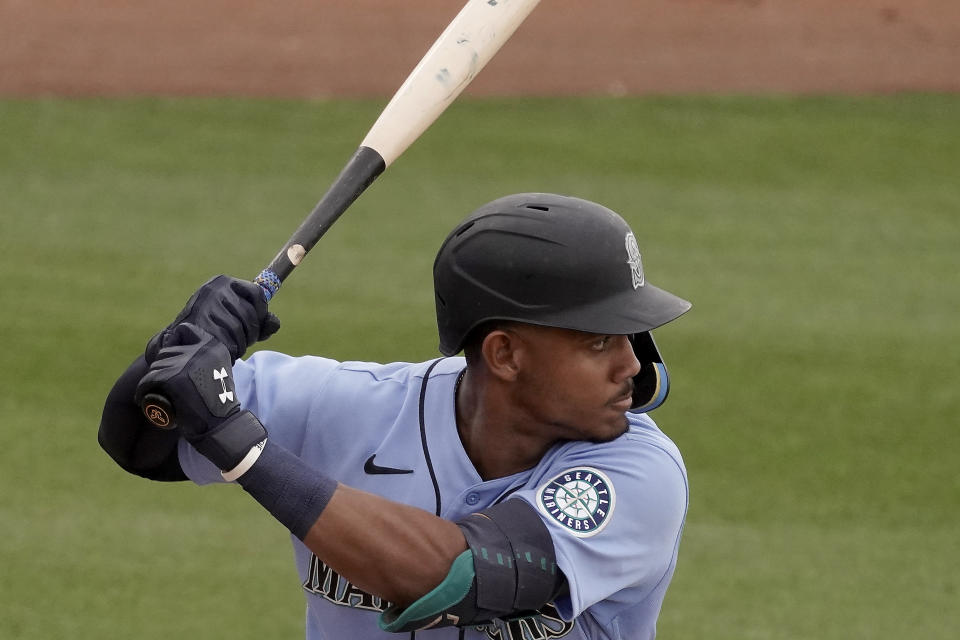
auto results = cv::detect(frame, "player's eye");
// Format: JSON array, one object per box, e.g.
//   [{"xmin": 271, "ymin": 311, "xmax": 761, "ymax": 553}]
[{"xmin": 591, "ymin": 336, "xmax": 612, "ymax": 351}]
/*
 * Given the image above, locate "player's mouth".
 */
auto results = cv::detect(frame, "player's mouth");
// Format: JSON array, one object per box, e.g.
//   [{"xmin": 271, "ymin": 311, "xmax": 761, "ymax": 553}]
[{"xmin": 609, "ymin": 384, "xmax": 634, "ymax": 411}]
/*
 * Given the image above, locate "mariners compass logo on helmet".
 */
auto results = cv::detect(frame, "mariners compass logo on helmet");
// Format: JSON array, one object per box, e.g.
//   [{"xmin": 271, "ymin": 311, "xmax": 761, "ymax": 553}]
[
  {"xmin": 625, "ymin": 232, "xmax": 644, "ymax": 289},
  {"xmin": 537, "ymin": 467, "xmax": 616, "ymax": 538}
]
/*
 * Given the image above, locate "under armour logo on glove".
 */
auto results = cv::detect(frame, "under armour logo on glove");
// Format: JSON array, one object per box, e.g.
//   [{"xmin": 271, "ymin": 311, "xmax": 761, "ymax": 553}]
[{"xmin": 214, "ymin": 367, "xmax": 234, "ymax": 404}]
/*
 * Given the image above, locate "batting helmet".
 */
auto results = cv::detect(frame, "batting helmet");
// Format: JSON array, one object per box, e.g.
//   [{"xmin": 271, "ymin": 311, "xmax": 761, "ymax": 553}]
[{"xmin": 433, "ymin": 193, "xmax": 691, "ymax": 412}]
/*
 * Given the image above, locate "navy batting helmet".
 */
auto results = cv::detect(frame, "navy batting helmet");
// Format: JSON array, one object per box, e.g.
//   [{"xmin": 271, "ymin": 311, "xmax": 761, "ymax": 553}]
[{"xmin": 433, "ymin": 193, "xmax": 691, "ymax": 412}]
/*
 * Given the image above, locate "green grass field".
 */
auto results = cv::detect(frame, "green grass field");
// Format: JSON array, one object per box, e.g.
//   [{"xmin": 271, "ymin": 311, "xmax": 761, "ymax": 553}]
[{"xmin": 1, "ymin": 94, "xmax": 957, "ymax": 638}]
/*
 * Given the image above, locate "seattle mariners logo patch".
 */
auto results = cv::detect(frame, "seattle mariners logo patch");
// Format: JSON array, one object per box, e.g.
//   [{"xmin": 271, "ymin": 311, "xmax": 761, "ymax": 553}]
[
  {"xmin": 537, "ymin": 467, "xmax": 615, "ymax": 538},
  {"xmin": 625, "ymin": 232, "xmax": 644, "ymax": 289}
]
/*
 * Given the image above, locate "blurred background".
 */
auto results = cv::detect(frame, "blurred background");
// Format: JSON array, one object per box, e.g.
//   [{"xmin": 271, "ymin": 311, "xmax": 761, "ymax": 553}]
[{"xmin": 1, "ymin": 1, "xmax": 958, "ymax": 638}]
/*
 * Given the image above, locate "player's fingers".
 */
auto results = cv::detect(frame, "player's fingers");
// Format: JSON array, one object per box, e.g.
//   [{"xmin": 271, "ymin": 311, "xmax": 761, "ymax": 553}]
[
  {"xmin": 259, "ymin": 312, "xmax": 281, "ymax": 341},
  {"xmin": 144, "ymin": 329, "xmax": 166, "ymax": 364},
  {"xmin": 227, "ymin": 277, "xmax": 281, "ymax": 344}
]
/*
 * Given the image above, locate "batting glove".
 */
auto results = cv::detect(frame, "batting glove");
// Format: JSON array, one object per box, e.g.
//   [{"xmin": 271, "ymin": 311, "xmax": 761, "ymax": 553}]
[
  {"xmin": 135, "ymin": 322, "xmax": 267, "ymax": 472},
  {"xmin": 145, "ymin": 275, "xmax": 281, "ymax": 364}
]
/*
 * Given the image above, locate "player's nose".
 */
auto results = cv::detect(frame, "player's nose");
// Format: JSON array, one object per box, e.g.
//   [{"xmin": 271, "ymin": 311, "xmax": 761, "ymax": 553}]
[{"xmin": 612, "ymin": 335, "xmax": 641, "ymax": 381}]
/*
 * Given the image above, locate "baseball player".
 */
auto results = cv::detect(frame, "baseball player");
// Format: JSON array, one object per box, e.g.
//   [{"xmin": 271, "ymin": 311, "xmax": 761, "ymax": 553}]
[{"xmin": 99, "ymin": 193, "xmax": 691, "ymax": 639}]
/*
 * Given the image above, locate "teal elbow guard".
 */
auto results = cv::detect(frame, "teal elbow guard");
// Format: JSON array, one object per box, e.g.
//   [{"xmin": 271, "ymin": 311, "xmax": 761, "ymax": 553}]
[
  {"xmin": 379, "ymin": 499, "xmax": 565, "ymax": 632},
  {"xmin": 379, "ymin": 550, "xmax": 477, "ymax": 632}
]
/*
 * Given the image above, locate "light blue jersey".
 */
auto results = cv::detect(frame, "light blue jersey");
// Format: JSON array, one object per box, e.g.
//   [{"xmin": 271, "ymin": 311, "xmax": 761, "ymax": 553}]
[{"xmin": 179, "ymin": 352, "xmax": 689, "ymax": 640}]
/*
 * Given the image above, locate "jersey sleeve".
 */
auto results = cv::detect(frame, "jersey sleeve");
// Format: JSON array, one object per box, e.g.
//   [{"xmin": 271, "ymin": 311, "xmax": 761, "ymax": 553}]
[
  {"xmin": 511, "ymin": 424, "xmax": 689, "ymax": 622},
  {"xmin": 178, "ymin": 350, "xmax": 342, "ymax": 485}
]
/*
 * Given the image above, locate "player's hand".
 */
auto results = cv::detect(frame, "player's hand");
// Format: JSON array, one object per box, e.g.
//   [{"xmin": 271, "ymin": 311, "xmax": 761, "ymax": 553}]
[
  {"xmin": 135, "ymin": 323, "xmax": 267, "ymax": 471},
  {"xmin": 145, "ymin": 275, "xmax": 281, "ymax": 364}
]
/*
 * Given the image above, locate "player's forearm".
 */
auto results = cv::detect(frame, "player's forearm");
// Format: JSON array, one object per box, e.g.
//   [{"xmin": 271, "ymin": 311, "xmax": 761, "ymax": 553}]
[
  {"xmin": 232, "ymin": 439, "xmax": 465, "ymax": 607},
  {"xmin": 304, "ymin": 485, "xmax": 467, "ymax": 606}
]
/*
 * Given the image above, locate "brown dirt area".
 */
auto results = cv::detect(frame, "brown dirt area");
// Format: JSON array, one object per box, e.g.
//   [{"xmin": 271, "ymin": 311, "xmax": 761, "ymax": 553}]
[{"xmin": 1, "ymin": 0, "xmax": 958, "ymax": 97}]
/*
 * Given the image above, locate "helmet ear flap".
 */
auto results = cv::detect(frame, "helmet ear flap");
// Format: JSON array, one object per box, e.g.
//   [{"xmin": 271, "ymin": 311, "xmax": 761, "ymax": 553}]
[{"xmin": 629, "ymin": 332, "xmax": 671, "ymax": 413}]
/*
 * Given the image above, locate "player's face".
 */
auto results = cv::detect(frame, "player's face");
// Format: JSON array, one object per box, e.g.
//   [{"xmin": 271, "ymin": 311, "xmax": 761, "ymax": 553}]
[{"xmin": 508, "ymin": 326, "xmax": 641, "ymax": 443}]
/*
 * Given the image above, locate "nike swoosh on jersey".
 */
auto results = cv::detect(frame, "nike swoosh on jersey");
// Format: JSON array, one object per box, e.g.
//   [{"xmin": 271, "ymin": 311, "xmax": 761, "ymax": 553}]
[{"xmin": 363, "ymin": 454, "xmax": 414, "ymax": 475}]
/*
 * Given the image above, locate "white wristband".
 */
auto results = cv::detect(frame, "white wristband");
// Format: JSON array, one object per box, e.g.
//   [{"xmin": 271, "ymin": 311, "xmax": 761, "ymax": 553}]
[{"xmin": 221, "ymin": 439, "xmax": 267, "ymax": 482}]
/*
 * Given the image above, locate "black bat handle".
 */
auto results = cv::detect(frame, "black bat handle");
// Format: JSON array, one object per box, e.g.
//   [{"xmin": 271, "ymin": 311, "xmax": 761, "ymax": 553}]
[
  {"xmin": 140, "ymin": 146, "xmax": 386, "ymax": 429},
  {"xmin": 252, "ymin": 145, "xmax": 386, "ymax": 301}
]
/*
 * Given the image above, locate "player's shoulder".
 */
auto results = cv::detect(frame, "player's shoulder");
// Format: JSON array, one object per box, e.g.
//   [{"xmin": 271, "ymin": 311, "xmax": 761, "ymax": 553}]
[
  {"xmin": 241, "ymin": 353, "xmax": 465, "ymax": 406},
  {"xmin": 317, "ymin": 357, "xmax": 462, "ymax": 405},
  {"xmin": 545, "ymin": 412, "xmax": 686, "ymax": 489},
  {"xmin": 236, "ymin": 349, "xmax": 340, "ymax": 377},
  {"xmin": 623, "ymin": 412, "xmax": 685, "ymax": 466},
  {"xmin": 526, "ymin": 414, "xmax": 688, "ymax": 548},
  {"xmin": 238, "ymin": 351, "xmax": 458, "ymax": 381},
  {"xmin": 337, "ymin": 355, "xmax": 462, "ymax": 384}
]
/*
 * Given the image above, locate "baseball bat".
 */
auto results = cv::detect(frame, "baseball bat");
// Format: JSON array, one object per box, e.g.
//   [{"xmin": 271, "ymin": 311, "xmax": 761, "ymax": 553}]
[{"xmin": 141, "ymin": 0, "xmax": 542, "ymax": 428}]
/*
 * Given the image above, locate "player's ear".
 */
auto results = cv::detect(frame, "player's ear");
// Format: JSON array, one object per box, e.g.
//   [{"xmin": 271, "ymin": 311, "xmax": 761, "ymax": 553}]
[{"xmin": 480, "ymin": 329, "xmax": 521, "ymax": 381}]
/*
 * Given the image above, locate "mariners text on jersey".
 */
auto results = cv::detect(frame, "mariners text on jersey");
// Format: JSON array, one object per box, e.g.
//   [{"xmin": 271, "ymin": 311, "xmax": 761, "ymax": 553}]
[{"xmin": 303, "ymin": 552, "xmax": 576, "ymax": 640}]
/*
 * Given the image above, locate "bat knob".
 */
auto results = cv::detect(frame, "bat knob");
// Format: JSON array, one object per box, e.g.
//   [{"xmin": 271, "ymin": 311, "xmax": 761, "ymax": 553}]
[{"xmin": 141, "ymin": 393, "xmax": 176, "ymax": 429}]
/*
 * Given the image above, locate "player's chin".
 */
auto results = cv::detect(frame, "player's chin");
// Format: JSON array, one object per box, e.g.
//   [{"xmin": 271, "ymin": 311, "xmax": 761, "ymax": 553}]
[{"xmin": 585, "ymin": 412, "xmax": 630, "ymax": 444}]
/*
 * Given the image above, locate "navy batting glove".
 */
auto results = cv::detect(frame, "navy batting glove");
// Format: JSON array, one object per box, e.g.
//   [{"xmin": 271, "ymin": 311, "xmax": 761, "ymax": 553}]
[
  {"xmin": 135, "ymin": 323, "xmax": 267, "ymax": 471},
  {"xmin": 145, "ymin": 275, "xmax": 281, "ymax": 364}
]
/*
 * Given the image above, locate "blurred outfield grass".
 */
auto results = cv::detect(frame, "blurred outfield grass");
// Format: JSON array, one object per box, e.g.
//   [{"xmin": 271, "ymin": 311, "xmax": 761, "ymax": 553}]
[{"xmin": 1, "ymin": 94, "xmax": 958, "ymax": 639}]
